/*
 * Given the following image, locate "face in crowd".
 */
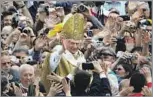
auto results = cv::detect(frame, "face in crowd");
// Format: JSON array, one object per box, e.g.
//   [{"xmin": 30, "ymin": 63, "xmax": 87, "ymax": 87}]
[
  {"xmin": 1, "ymin": 55, "xmax": 12, "ymax": 73},
  {"xmin": 3, "ymin": 14, "xmax": 12, "ymax": 26},
  {"xmin": 65, "ymin": 39, "xmax": 81, "ymax": 54},
  {"xmin": 19, "ymin": 65, "xmax": 35, "ymax": 88}
]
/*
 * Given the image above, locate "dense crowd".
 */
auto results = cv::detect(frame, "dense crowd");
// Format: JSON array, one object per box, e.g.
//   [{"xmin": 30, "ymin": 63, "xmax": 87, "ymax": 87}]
[{"xmin": 1, "ymin": 1, "xmax": 152, "ymax": 96}]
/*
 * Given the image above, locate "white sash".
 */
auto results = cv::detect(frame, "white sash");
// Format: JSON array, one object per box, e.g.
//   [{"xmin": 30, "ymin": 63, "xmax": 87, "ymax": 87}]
[{"xmin": 62, "ymin": 50, "xmax": 86, "ymax": 67}]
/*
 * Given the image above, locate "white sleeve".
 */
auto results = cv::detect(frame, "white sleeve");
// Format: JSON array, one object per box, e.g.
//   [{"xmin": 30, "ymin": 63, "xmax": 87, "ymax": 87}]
[
  {"xmin": 49, "ymin": 51, "xmax": 62, "ymax": 72},
  {"xmin": 67, "ymin": 74, "xmax": 74, "ymax": 80}
]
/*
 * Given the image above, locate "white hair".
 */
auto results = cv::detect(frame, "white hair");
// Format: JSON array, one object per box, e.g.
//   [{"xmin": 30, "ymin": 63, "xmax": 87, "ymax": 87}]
[
  {"xmin": 2, "ymin": 25, "xmax": 13, "ymax": 34},
  {"xmin": 19, "ymin": 64, "xmax": 34, "ymax": 75}
]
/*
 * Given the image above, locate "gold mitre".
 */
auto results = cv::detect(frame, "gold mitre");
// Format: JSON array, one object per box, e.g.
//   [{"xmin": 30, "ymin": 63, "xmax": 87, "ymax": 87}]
[{"xmin": 61, "ymin": 13, "xmax": 85, "ymax": 40}]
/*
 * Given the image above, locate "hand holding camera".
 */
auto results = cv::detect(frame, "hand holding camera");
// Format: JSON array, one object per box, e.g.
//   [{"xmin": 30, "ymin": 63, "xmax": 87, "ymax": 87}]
[
  {"xmin": 82, "ymin": 60, "xmax": 107, "ymax": 74},
  {"xmin": 139, "ymin": 67, "xmax": 152, "ymax": 83},
  {"xmin": 117, "ymin": 51, "xmax": 138, "ymax": 61},
  {"xmin": 18, "ymin": 27, "xmax": 34, "ymax": 45},
  {"xmin": 120, "ymin": 21, "xmax": 136, "ymax": 33},
  {"xmin": 77, "ymin": 4, "xmax": 89, "ymax": 13}
]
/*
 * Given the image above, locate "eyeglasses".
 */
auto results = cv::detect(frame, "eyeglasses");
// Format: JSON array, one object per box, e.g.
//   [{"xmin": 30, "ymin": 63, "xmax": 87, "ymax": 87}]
[{"xmin": 116, "ymin": 68, "xmax": 122, "ymax": 71}]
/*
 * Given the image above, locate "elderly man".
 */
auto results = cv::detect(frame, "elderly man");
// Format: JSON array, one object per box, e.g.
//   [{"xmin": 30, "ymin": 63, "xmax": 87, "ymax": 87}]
[
  {"xmin": 1, "ymin": 51, "xmax": 12, "ymax": 73},
  {"xmin": 18, "ymin": 64, "xmax": 46, "ymax": 96},
  {"xmin": 18, "ymin": 64, "xmax": 35, "ymax": 95},
  {"xmin": 41, "ymin": 13, "xmax": 86, "ymax": 93},
  {"xmin": 1, "ymin": 51, "xmax": 14, "ymax": 82}
]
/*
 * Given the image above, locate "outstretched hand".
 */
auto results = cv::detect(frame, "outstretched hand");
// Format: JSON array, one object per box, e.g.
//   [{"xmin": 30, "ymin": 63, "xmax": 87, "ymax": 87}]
[
  {"xmin": 62, "ymin": 78, "xmax": 71, "ymax": 96},
  {"xmin": 47, "ymin": 72, "xmax": 63, "ymax": 83},
  {"xmin": 47, "ymin": 81, "xmax": 63, "ymax": 96},
  {"xmin": 118, "ymin": 86, "xmax": 134, "ymax": 96}
]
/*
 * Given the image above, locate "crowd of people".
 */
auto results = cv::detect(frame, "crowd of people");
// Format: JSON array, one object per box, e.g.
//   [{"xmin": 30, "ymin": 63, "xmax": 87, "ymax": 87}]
[{"xmin": 1, "ymin": 1, "xmax": 152, "ymax": 96}]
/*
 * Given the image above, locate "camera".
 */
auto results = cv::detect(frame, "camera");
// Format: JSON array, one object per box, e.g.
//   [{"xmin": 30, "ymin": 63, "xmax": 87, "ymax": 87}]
[
  {"xmin": 117, "ymin": 51, "xmax": 137, "ymax": 60},
  {"xmin": 119, "ymin": 15, "xmax": 130, "ymax": 21},
  {"xmin": 91, "ymin": 38, "xmax": 104, "ymax": 48},
  {"xmin": 87, "ymin": 30, "xmax": 93, "ymax": 37},
  {"xmin": 138, "ymin": 19, "xmax": 152, "ymax": 30},
  {"xmin": 77, "ymin": 4, "xmax": 88, "ymax": 13},
  {"xmin": 82, "ymin": 62, "xmax": 94, "ymax": 70},
  {"xmin": 127, "ymin": 53, "xmax": 137, "ymax": 60},
  {"xmin": 23, "ymin": 56, "xmax": 37, "ymax": 65},
  {"xmin": 22, "ymin": 29, "xmax": 31, "ymax": 34},
  {"xmin": 38, "ymin": 4, "xmax": 49, "ymax": 16},
  {"xmin": 11, "ymin": 13, "xmax": 20, "ymax": 28}
]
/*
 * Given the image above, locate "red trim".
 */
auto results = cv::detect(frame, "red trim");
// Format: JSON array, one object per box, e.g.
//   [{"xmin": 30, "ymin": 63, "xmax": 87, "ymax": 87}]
[
  {"xmin": 147, "ymin": 82, "xmax": 152, "ymax": 88},
  {"xmin": 90, "ymin": 9, "xmax": 97, "ymax": 16},
  {"xmin": 128, "ymin": 93, "xmax": 143, "ymax": 96}
]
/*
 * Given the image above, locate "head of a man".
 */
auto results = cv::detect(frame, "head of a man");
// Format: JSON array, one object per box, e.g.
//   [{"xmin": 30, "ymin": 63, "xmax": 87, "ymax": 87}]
[
  {"xmin": 1, "ymin": 51, "xmax": 12, "ymax": 73},
  {"xmin": 2, "ymin": 11, "xmax": 13, "ymax": 26},
  {"xmin": 1, "ymin": 25, "xmax": 13, "ymax": 40},
  {"xmin": 65, "ymin": 39, "xmax": 81, "ymax": 54},
  {"xmin": 12, "ymin": 48, "xmax": 29, "ymax": 64},
  {"xmin": 130, "ymin": 72, "xmax": 146, "ymax": 93},
  {"xmin": 19, "ymin": 64, "xmax": 35, "ymax": 88},
  {"xmin": 97, "ymin": 47, "xmax": 116, "ymax": 63},
  {"xmin": 74, "ymin": 69, "xmax": 92, "ymax": 92}
]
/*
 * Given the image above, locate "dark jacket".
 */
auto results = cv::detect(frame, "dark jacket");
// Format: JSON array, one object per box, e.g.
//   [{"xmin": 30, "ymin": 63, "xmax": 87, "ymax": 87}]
[{"xmin": 71, "ymin": 72, "xmax": 112, "ymax": 96}]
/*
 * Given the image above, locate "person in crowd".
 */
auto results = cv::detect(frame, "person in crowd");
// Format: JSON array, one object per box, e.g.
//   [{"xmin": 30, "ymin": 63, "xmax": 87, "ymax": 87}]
[
  {"xmin": 41, "ymin": 13, "xmax": 86, "ymax": 93},
  {"xmin": 114, "ymin": 61, "xmax": 133, "ymax": 83}
]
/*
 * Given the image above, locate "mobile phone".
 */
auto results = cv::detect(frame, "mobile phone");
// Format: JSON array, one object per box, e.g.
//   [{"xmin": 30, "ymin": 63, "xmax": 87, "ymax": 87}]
[
  {"xmin": 87, "ymin": 30, "xmax": 93, "ymax": 37},
  {"xmin": 120, "ymin": 15, "xmax": 130, "ymax": 21},
  {"xmin": 82, "ymin": 63, "xmax": 94, "ymax": 70}
]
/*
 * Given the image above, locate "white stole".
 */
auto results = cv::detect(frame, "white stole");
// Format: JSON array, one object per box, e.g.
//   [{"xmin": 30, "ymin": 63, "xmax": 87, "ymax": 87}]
[{"xmin": 62, "ymin": 50, "xmax": 86, "ymax": 67}]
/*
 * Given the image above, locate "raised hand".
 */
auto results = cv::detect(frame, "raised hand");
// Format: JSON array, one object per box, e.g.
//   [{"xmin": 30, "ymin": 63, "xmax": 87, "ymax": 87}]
[
  {"xmin": 61, "ymin": 78, "xmax": 71, "ymax": 96},
  {"xmin": 141, "ymin": 31, "xmax": 151, "ymax": 44},
  {"xmin": 139, "ymin": 67, "xmax": 152, "ymax": 83},
  {"xmin": 47, "ymin": 82, "xmax": 63, "ymax": 96},
  {"xmin": 92, "ymin": 60, "xmax": 105, "ymax": 74},
  {"xmin": 11, "ymin": 82, "xmax": 22, "ymax": 96},
  {"xmin": 34, "ymin": 36, "xmax": 48, "ymax": 51},
  {"xmin": 47, "ymin": 72, "xmax": 63, "ymax": 83},
  {"xmin": 118, "ymin": 86, "xmax": 134, "ymax": 96},
  {"xmin": 142, "ymin": 86, "xmax": 152, "ymax": 96}
]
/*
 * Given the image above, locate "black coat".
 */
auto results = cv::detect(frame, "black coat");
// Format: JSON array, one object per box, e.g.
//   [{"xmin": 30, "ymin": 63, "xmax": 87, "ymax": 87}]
[{"xmin": 71, "ymin": 72, "xmax": 112, "ymax": 96}]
